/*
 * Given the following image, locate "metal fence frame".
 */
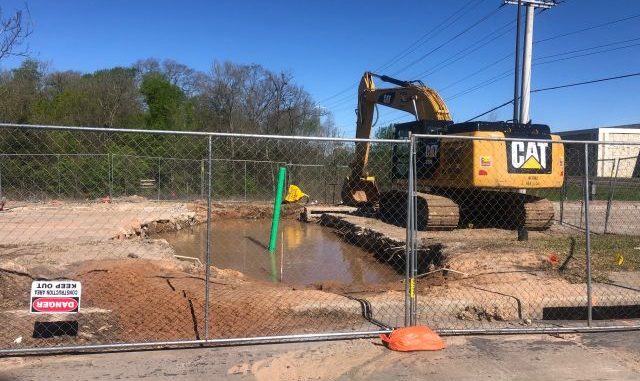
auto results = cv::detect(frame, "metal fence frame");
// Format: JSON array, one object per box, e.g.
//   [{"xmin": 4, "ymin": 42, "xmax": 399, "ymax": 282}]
[
  {"xmin": 0, "ymin": 151, "xmax": 349, "ymax": 203},
  {"xmin": 0, "ymin": 122, "xmax": 639, "ymax": 356}
]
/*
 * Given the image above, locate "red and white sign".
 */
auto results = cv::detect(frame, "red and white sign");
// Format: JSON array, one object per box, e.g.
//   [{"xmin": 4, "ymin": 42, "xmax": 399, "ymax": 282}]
[{"xmin": 30, "ymin": 281, "xmax": 81, "ymax": 314}]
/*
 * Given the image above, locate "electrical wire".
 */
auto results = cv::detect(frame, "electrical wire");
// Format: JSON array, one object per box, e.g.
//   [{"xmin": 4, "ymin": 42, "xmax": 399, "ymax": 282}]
[
  {"xmin": 392, "ymin": 5, "xmax": 507, "ymax": 76},
  {"xmin": 324, "ymin": 3, "xmax": 507, "ymax": 109},
  {"xmin": 534, "ymin": 13, "xmax": 640, "ymax": 44},
  {"xmin": 413, "ymin": 21, "xmax": 515, "ymax": 79},
  {"xmin": 531, "ymin": 71, "xmax": 640, "ymax": 93},
  {"xmin": 464, "ymin": 71, "xmax": 640, "ymax": 122},
  {"xmin": 441, "ymin": 36, "xmax": 640, "ymax": 101},
  {"xmin": 340, "ymin": 40, "xmax": 640, "ymax": 122},
  {"xmin": 317, "ymin": 0, "xmax": 486, "ymax": 104},
  {"xmin": 376, "ymin": 0, "xmax": 487, "ymax": 73},
  {"xmin": 536, "ymin": 41, "xmax": 640, "ymax": 66},
  {"xmin": 327, "ymin": 6, "xmax": 640, "ymax": 128}
]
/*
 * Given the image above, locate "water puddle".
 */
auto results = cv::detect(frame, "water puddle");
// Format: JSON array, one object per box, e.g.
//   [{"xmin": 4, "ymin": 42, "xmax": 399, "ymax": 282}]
[{"xmin": 160, "ymin": 219, "xmax": 400, "ymax": 285}]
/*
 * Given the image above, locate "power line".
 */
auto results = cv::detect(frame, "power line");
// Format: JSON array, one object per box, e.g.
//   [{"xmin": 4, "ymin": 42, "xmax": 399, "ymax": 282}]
[
  {"xmin": 334, "ymin": 38, "xmax": 640, "ymax": 121},
  {"xmin": 317, "ymin": 0, "xmax": 486, "ymax": 104},
  {"xmin": 445, "ymin": 69, "xmax": 512, "ymax": 101},
  {"xmin": 393, "ymin": 5, "xmax": 507, "ymax": 76},
  {"xmin": 333, "ymin": 40, "xmax": 640, "ymax": 120},
  {"xmin": 531, "ymin": 71, "xmax": 640, "ymax": 92},
  {"xmin": 534, "ymin": 12, "xmax": 640, "ymax": 44},
  {"xmin": 536, "ymin": 36, "xmax": 640, "ymax": 60},
  {"xmin": 439, "ymin": 53, "xmax": 512, "ymax": 91},
  {"xmin": 376, "ymin": 0, "xmax": 487, "ymax": 73},
  {"xmin": 327, "ymin": 7, "xmax": 640, "ymax": 121},
  {"xmin": 441, "ymin": 36, "xmax": 640, "ymax": 101},
  {"xmin": 326, "ymin": 3, "xmax": 507, "ymax": 110},
  {"xmin": 433, "ymin": 13, "xmax": 640, "ymax": 95},
  {"xmin": 464, "ymin": 99, "xmax": 514, "ymax": 122},
  {"xmin": 464, "ymin": 71, "xmax": 640, "ymax": 121},
  {"xmin": 325, "ymin": 9, "xmax": 640, "ymax": 107},
  {"xmin": 413, "ymin": 20, "xmax": 515, "ymax": 79},
  {"xmin": 536, "ymin": 41, "xmax": 640, "ymax": 65}
]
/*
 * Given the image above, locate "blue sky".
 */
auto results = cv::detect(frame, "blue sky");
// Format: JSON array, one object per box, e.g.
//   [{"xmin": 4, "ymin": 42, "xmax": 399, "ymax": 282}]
[{"xmin": 2, "ymin": 0, "xmax": 639, "ymax": 136}]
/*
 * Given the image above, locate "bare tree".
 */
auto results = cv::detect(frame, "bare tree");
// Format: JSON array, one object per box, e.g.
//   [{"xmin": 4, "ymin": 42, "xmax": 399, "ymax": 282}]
[{"xmin": 0, "ymin": 6, "xmax": 33, "ymax": 62}]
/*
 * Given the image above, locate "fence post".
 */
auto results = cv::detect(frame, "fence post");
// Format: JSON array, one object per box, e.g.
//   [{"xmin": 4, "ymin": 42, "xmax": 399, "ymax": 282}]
[
  {"xmin": 57, "ymin": 154, "xmax": 61, "ymax": 198},
  {"xmin": 204, "ymin": 136, "xmax": 213, "ymax": 340},
  {"xmin": 404, "ymin": 138, "xmax": 411, "ymax": 327},
  {"xmin": 579, "ymin": 179, "xmax": 585, "ymax": 229},
  {"xmin": 405, "ymin": 135, "xmax": 417, "ymax": 327},
  {"xmin": 559, "ymin": 178, "xmax": 566, "ymax": 225},
  {"xmin": 157, "ymin": 157, "xmax": 161, "ymax": 201},
  {"xmin": 603, "ymin": 158, "xmax": 620, "ymax": 234},
  {"xmin": 244, "ymin": 161, "xmax": 247, "ymax": 202},
  {"xmin": 200, "ymin": 159, "xmax": 205, "ymax": 200},
  {"xmin": 410, "ymin": 136, "xmax": 418, "ymax": 326},
  {"xmin": 583, "ymin": 144, "xmax": 593, "ymax": 326},
  {"xmin": 109, "ymin": 153, "xmax": 113, "ymax": 200}
]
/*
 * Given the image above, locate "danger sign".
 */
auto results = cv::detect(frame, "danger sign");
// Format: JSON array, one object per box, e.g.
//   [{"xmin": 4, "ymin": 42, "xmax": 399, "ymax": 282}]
[{"xmin": 30, "ymin": 281, "xmax": 81, "ymax": 314}]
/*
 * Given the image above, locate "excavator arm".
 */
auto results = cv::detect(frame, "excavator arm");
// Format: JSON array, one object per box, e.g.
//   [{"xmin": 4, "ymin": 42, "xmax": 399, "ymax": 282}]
[{"xmin": 342, "ymin": 72, "xmax": 452, "ymax": 205}]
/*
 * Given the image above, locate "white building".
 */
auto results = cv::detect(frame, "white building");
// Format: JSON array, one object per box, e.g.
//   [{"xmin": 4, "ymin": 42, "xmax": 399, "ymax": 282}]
[{"xmin": 557, "ymin": 124, "xmax": 640, "ymax": 178}]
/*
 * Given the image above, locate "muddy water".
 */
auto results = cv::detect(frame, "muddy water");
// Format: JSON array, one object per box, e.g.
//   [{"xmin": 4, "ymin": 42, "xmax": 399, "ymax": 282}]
[{"xmin": 160, "ymin": 219, "xmax": 400, "ymax": 285}]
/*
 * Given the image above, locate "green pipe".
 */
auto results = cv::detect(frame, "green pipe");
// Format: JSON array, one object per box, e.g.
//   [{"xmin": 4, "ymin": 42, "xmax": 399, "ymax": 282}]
[{"xmin": 268, "ymin": 167, "xmax": 286, "ymax": 254}]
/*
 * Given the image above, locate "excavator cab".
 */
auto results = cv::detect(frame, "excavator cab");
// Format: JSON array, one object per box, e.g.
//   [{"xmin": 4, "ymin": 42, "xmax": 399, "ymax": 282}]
[{"xmin": 391, "ymin": 120, "xmax": 453, "ymax": 182}]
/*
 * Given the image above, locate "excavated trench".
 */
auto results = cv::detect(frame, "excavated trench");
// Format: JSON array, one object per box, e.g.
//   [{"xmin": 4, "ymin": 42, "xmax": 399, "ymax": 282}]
[{"xmin": 160, "ymin": 219, "xmax": 402, "ymax": 285}]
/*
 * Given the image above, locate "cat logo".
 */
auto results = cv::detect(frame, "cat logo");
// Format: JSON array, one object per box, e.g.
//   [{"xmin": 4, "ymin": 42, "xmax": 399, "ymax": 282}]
[
  {"xmin": 507, "ymin": 141, "xmax": 552, "ymax": 174},
  {"xmin": 425, "ymin": 143, "xmax": 438, "ymax": 158},
  {"xmin": 378, "ymin": 92, "xmax": 395, "ymax": 105}
]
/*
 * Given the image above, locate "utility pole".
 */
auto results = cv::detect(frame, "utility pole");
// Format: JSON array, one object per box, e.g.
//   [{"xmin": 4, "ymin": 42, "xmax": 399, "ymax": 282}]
[
  {"xmin": 506, "ymin": 0, "xmax": 556, "ymax": 241},
  {"xmin": 512, "ymin": 0, "xmax": 522, "ymax": 123},
  {"xmin": 505, "ymin": 0, "xmax": 556, "ymax": 123}
]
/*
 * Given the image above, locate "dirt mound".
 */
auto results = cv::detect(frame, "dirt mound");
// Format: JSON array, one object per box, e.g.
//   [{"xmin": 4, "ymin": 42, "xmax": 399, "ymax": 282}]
[{"xmin": 190, "ymin": 202, "xmax": 305, "ymax": 221}]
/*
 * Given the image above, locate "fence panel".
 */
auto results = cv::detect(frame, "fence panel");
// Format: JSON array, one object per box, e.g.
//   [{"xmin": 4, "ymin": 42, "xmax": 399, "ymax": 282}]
[
  {"xmin": 0, "ymin": 127, "xmax": 208, "ymax": 353},
  {"xmin": 409, "ymin": 134, "xmax": 640, "ymax": 333},
  {"xmin": 1, "ymin": 123, "xmax": 639, "ymax": 356},
  {"xmin": 585, "ymin": 143, "xmax": 640, "ymax": 326},
  {"xmin": 205, "ymin": 135, "xmax": 410, "ymax": 339}
]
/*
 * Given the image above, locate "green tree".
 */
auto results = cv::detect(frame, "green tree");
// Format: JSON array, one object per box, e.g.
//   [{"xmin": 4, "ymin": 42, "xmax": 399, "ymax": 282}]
[
  {"xmin": 140, "ymin": 72, "xmax": 190, "ymax": 130},
  {"xmin": 0, "ymin": 59, "xmax": 43, "ymax": 123}
]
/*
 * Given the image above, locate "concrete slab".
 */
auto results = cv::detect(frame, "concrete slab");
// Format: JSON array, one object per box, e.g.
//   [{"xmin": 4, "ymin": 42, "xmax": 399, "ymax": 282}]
[{"xmin": 302, "ymin": 205, "xmax": 357, "ymax": 222}]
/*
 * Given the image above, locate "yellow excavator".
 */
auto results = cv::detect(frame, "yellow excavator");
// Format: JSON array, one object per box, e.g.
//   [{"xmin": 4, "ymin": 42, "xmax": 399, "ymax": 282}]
[{"xmin": 342, "ymin": 72, "xmax": 564, "ymax": 231}]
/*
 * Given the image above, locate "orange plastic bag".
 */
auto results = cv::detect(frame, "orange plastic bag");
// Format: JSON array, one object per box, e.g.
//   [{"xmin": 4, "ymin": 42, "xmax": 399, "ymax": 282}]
[{"xmin": 380, "ymin": 326, "xmax": 446, "ymax": 352}]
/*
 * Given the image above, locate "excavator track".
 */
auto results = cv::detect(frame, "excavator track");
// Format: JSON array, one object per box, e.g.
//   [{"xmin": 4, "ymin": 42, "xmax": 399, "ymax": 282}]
[
  {"xmin": 521, "ymin": 196, "xmax": 555, "ymax": 230},
  {"xmin": 379, "ymin": 190, "xmax": 459, "ymax": 230},
  {"xmin": 379, "ymin": 189, "xmax": 554, "ymax": 231},
  {"xmin": 440, "ymin": 189, "xmax": 555, "ymax": 231}
]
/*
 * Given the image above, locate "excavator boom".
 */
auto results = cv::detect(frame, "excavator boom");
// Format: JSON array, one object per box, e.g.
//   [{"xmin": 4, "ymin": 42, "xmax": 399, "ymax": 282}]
[{"xmin": 342, "ymin": 72, "xmax": 452, "ymax": 205}]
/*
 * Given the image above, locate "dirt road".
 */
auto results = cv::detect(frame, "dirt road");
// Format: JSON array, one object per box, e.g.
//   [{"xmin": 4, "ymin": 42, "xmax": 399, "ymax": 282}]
[{"xmin": 1, "ymin": 332, "xmax": 639, "ymax": 380}]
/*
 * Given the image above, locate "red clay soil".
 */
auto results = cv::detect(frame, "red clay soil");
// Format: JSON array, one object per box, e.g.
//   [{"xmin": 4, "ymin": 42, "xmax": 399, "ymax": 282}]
[{"xmin": 73, "ymin": 259, "xmax": 363, "ymax": 343}]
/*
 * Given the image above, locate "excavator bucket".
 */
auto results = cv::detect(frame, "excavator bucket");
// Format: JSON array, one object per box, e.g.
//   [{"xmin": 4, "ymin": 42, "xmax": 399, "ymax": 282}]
[{"xmin": 341, "ymin": 176, "xmax": 379, "ymax": 206}]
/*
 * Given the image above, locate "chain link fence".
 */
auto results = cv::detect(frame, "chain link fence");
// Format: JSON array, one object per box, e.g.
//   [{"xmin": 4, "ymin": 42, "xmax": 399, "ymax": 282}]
[{"xmin": 0, "ymin": 123, "xmax": 638, "ymax": 355}]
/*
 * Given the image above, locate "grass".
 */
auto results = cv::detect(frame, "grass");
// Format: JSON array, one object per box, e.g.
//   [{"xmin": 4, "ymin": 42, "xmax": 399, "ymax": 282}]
[
  {"xmin": 532, "ymin": 183, "xmax": 640, "ymax": 202},
  {"xmin": 529, "ymin": 234, "xmax": 640, "ymax": 283}
]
